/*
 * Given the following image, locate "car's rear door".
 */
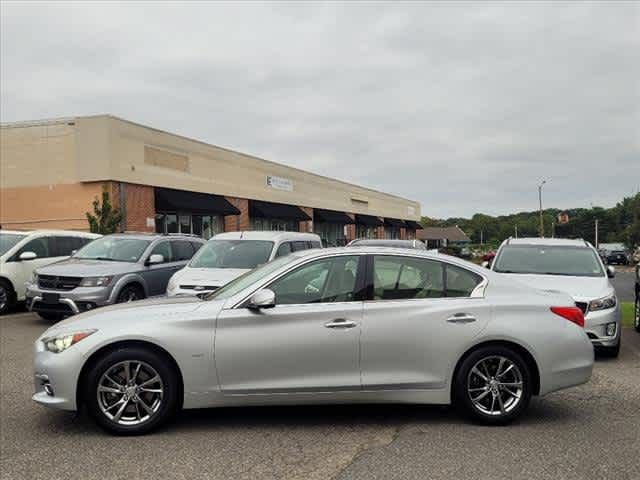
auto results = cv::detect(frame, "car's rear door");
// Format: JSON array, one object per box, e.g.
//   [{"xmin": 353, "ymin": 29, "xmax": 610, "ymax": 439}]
[
  {"xmin": 215, "ymin": 254, "xmax": 366, "ymax": 394},
  {"xmin": 360, "ymin": 255, "xmax": 491, "ymax": 391}
]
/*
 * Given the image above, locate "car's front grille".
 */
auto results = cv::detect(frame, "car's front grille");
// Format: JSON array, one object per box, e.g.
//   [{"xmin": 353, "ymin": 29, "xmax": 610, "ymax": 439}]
[
  {"xmin": 38, "ymin": 275, "xmax": 82, "ymax": 291},
  {"xmin": 575, "ymin": 302, "xmax": 588, "ymax": 314}
]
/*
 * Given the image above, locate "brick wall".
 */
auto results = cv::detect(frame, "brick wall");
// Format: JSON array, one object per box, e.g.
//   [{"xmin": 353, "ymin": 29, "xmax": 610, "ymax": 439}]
[
  {"xmin": 376, "ymin": 225, "xmax": 385, "ymax": 239},
  {"xmin": 299, "ymin": 206, "xmax": 314, "ymax": 233},
  {"xmin": 122, "ymin": 183, "xmax": 155, "ymax": 232},
  {"xmin": 400, "ymin": 227, "xmax": 407, "ymax": 240},
  {"xmin": 224, "ymin": 197, "xmax": 249, "ymax": 232}
]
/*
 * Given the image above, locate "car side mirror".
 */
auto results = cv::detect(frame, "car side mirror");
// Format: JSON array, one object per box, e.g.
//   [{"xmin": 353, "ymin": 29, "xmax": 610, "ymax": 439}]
[
  {"xmin": 19, "ymin": 251, "xmax": 37, "ymax": 261},
  {"xmin": 147, "ymin": 254, "xmax": 164, "ymax": 265},
  {"xmin": 71, "ymin": 250, "xmax": 77, "ymax": 256},
  {"xmin": 606, "ymin": 266, "xmax": 615, "ymax": 278},
  {"xmin": 247, "ymin": 289, "xmax": 276, "ymax": 310}
]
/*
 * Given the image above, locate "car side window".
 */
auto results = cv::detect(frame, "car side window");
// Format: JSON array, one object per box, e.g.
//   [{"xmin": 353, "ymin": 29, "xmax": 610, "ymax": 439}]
[
  {"xmin": 51, "ymin": 236, "xmax": 84, "ymax": 257},
  {"xmin": 373, "ymin": 256, "xmax": 444, "ymax": 300},
  {"xmin": 291, "ymin": 241, "xmax": 308, "ymax": 252},
  {"xmin": 172, "ymin": 240, "xmax": 195, "ymax": 261},
  {"xmin": 275, "ymin": 242, "xmax": 292, "ymax": 258},
  {"xmin": 445, "ymin": 264, "xmax": 483, "ymax": 297},
  {"xmin": 268, "ymin": 255, "xmax": 361, "ymax": 305},
  {"xmin": 150, "ymin": 241, "xmax": 173, "ymax": 263},
  {"xmin": 16, "ymin": 237, "xmax": 50, "ymax": 259},
  {"xmin": 190, "ymin": 241, "xmax": 204, "ymax": 253},
  {"xmin": 310, "ymin": 241, "xmax": 322, "ymax": 249}
]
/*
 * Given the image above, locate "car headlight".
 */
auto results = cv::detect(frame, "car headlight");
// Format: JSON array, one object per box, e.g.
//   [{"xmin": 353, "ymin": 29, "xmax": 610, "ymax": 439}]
[
  {"xmin": 79, "ymin": 276, "xmax": 113, "ymax": 287},
  {"xmin": 589, "ymin": 294, "xmax": 617, "ymax": 312},
  {"xmin": 42, "ymin": 330, "xmax": 97, "ymax": 354}
]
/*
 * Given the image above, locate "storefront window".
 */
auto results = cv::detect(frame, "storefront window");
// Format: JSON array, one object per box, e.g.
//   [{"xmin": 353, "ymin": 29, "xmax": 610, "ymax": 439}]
[
  {"xmin": 384, "ymin": 227, "xmax": 399, "ymax": 239},
  {"xmin": 156, "ymin": 212, "xmax": 223, "ymax": 239},
  {"xmin": 356, "ymin": 225, "xmax": 377, "ymax": 239},
  {"xmin": 251, "ymin": 218, "xmax": 297, "ymax": 232},
  {"xmin": 315, "ymin": 222, "xmax": 347, "ymax": 247}
]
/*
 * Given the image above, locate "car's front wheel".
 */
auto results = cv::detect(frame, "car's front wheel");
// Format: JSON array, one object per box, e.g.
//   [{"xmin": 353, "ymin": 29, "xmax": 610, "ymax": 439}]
[
  {"xmin": 85, "ymin": 347, "xmax": 179, "ymax": 435},
  {"xmin": 454, "ymin": 346, "xmax": 532, "ymax": 425},
  {"xmin": 116, "ymin": 284, "xmax": 144, "ymax": 304},
  {"xmin": 0, "ymin": 280, "xmax": 14, "ymax": 315}
]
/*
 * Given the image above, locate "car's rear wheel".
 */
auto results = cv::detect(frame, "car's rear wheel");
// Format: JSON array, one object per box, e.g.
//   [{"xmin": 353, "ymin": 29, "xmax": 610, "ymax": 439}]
[
  {"xmin": 116, "ymin": 284, "xmax": 144, "ymax": 304},
  {"xmin": 454, "ymin": 346, "xmax": 532, "ymax": 425},
  {"xmin": 85, "ymin": 347, "xmax": 179, "ymax": 435},
  {"xmin": 634, "ymin": 298, "xmax": 640, "ymax": 333},
  {"xmin": 0, "ymin": 280, "xmax": 14, "ymax": 315}
]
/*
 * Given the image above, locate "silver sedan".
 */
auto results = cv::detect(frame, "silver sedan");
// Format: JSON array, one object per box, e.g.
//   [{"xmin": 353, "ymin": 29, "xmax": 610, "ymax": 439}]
[{"xmin": 33, "ymin": 247, "xmax": 594, "ymax": 435}]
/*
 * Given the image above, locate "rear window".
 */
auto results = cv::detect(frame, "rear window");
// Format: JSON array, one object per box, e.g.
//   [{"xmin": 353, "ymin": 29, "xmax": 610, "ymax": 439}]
[{"xmin": 494, "ymin": 245, "xmax": 604, "ymax": 277}]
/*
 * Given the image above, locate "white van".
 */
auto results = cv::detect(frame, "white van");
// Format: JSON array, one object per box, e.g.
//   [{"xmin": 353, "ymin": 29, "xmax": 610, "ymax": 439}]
[
  {"xmin": 0, "ymin": 230, "xmax": 100, "ymax": 314},
  {"xmin": 166, "ymin": 231, "xmax": 322, "ymax": 296}
]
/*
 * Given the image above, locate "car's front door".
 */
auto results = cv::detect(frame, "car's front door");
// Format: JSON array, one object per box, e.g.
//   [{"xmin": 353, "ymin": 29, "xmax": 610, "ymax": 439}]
[
  {"xmin": 141, "ymin": 241, "xmax": 183, "ymax": 296},
  {"xmin": 215, "ymin": 254, "xmax": 365, "ymax": 394},
  {"xmin": 11, "ymin": 236, "xmax": 58, "ymax": 299},
  {"xmin": 361, "ymin": 255, "xmax": 491, "ymax": 391}
]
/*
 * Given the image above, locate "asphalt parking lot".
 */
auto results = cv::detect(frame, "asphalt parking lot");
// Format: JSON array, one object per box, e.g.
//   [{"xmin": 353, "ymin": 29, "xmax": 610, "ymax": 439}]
[{"xmin": 1, "ymin": 307, "xmax": 638, "ymax": 479}]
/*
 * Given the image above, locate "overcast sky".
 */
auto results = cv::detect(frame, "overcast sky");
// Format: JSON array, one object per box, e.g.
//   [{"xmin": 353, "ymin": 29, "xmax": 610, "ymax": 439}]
[{"xmin": 1, "ymin": 1, "xmax": 638, "ymax": 218}]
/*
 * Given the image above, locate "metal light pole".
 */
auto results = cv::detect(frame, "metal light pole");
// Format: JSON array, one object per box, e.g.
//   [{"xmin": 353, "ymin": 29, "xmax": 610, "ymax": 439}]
[{"xmin": 538, "ymin": 180, "xmax": 547, "ymax": 237}]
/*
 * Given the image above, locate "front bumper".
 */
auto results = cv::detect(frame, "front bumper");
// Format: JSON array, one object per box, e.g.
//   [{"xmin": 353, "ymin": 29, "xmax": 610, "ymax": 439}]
[
  {"xmin": 25, "ymin": 283, "xmax": 113, "ymax": 316},
  {"xmin": 583, "ymin": 304, "xmax": 621, "ymax": 348},
  {"xmin": 32, "ymin": 340, "xmax": 85, "ymax": 411}
]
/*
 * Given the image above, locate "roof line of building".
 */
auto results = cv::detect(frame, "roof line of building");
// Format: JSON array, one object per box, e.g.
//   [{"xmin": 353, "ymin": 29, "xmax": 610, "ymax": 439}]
[{"xmin": 1, "ymin": 114, "xmax": 420, "ymax": 207}]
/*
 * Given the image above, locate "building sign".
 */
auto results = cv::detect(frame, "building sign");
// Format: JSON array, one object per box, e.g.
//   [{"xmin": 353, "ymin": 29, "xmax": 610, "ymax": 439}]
[{"xmin": 266, "ymin": 175, "xmax": 294, "ymax": 191}]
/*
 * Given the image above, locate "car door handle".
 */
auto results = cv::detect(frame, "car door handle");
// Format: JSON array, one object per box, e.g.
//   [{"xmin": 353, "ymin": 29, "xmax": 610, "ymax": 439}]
[
  {"xmin": 446, "ymin": 313, "xmax": 477, "ymax": 323},
  {"xmin": 324, "ymin": 319, "xmax": 357, "ymax": 329}
]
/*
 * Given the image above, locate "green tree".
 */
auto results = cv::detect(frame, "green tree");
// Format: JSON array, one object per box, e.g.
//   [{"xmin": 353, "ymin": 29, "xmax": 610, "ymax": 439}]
[{"xmin": 86, "ymin": 187, "xmax": 123, "ymax": 234}]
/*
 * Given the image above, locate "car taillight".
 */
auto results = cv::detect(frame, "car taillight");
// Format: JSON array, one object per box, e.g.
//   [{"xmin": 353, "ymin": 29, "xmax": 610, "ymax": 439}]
[{"xmin": 550, "ymin": 306, "xmax": 585, "ymax": 328}]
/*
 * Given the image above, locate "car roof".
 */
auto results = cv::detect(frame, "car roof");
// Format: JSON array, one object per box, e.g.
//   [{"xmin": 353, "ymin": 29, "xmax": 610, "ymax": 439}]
[
  {"xmin": 0, "ymin": 229, "xmax": 99, "ymax": 237},
  {"xmin": 212, "ymin": 231, "xmax": 321, "ymax": 242},
  {"xmin": 348, "ymin": 239, "xmax": 425, "ymax": 248},
  {"xmin": 105, "ymin": 233, "xmax": 202, "ymax": 241},
  {"xmin": 503, "ymin": 237, "xmax": 592, "ymax": 248}
]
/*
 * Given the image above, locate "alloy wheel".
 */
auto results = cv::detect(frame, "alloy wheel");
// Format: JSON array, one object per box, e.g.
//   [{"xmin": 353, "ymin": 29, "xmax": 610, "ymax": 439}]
[
  {"xmin": 97, "ymin": 360, "xmax": 164, "ymax": 426},
  {"xmin": 0, "ymin": 286, "xmax": 7, "ymax": 312},
  {"xmin": 467, "ymin": 355, "xmax": 523, "ymax": 416}
]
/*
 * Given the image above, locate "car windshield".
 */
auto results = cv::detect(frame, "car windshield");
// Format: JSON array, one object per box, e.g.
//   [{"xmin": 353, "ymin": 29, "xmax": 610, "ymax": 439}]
[
  {"xmin": 189, "ymin": 240, "xmax": 274, "ymax": 269},
  {"xmin": 74, "ymin": 237, "xmax": 151, "ymax": 263},
  {"xmin": 0, "ymin": 233, "xmax": 27, "ymax": 256},
  {"xmin": 206, "ymin": 255, "xmax": 297, "ymax": 301},
  {"xmin": 493, "ymin": 245, "xmax": 605, "ymax": 277}
]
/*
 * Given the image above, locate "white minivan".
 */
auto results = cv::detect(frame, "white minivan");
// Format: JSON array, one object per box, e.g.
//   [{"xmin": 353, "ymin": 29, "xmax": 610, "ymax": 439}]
[
  {"xmin": 0, "ymin": 230, "xmax": 101, "ymax": 314},
  {"xmin": 166, "ymin": 231, "xmax": 322, "ymax": 297}
]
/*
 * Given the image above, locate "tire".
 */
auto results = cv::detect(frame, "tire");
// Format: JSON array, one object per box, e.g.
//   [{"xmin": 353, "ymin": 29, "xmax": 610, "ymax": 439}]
[
  {"xmin": 454, "ymin": 346, "xmax": 532, "ymax": 425},
  {"xmin": 598, "ymin": 342, "xmax": 621, "ymax": 358},
  {"xmin": 116, "ymin": 284, "xmax": 145, "ymax": 304},
  {"xmin": 0, "ymin": 279, "xmax": 14, "ymax": 315},
  {"xmin": 38, "ymin": 312, "xmax": 63, "ymax": 321},
  {"xmin": 634, "ymin": 297, "xmax": 640, "ymax": 333},
  {"xmin": 85, "ymin": 347, "xmax": 179, "ymax": 435}
]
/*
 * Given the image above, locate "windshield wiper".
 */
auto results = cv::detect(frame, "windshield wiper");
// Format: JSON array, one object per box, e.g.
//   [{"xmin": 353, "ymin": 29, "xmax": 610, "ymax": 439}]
[{"xmin": 77, "ymin": 256, "xmax": 116, "ymax": 261}]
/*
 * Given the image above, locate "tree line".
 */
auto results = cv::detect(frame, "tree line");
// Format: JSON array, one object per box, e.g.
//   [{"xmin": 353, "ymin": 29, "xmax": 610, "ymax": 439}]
[{"xmin": 422, "ymin": 193, "xmax": 640, "ymax": 249}]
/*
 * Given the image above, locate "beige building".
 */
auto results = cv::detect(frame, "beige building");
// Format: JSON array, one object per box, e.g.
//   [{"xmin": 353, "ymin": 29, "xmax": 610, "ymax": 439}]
[{"xmin": 0, "ymin": 115, "xmax": 422, "ymax": 245}]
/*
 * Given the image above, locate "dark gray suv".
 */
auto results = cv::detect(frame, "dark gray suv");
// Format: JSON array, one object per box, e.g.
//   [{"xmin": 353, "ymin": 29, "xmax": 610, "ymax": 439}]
[{"xmin": 25, "ymin": 233, "xmax": 204, "ymax": 320}]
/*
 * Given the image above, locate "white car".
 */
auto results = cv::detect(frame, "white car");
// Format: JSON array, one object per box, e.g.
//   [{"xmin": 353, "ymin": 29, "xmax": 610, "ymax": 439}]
[
  {"xmin": 0, "ymin": 230, "xmax": 100, "ymax": 314},
  {"xmin": 488, "ymin": 237, "xmax": 621, "ymax": 357},
  {"xmin": 166, "ymin": 231, "xmax": 322, "ymax": 296}
]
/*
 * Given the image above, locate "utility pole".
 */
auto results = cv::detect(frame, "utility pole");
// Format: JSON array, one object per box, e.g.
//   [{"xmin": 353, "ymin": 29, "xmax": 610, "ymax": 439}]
[
  {"xmin": 595, "ymin": 219, "xmax": 599, "ymax": 248},
  {"xmin": 480, "ymin": 230, "xmax": 484, "ymax": 246},
  {"xmin": 538, "ymin": 180, "xmax": 547, "ymax": 238},
  {"xmin": 514, "ymin": 224, "xmax": 518, "ymax": 238},
  {"xmin": 551, "ymin": 221, "xmax": 555, "ymax": 238}
]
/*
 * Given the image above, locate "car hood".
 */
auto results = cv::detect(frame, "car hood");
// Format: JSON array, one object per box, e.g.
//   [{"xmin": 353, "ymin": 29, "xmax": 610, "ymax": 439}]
[
  {"xmin": 498, "ymin": 273, "xmax": 613, "ymax": 300},
  {"xmin": 41, "ymin": 295, "xmax": 212, "ymax": 337},
  {"xmin": 173, "ymin": 267, "xmax": 249, "ymax": 287},
  {"xmin": 35, "ymin": 258, "xmax": 138, "ymax": 276}
]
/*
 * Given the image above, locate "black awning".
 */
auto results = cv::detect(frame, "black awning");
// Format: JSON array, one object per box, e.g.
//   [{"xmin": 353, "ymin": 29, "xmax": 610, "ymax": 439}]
[
  {"xmin": 314, "ymin": 209, "xmax": 355, "ymax": 224},
  {"xmin": 154, "ymin": 187, "xmax": 240, "ymax": 216},
  {"xmin": 405, "ymin": 220, "xmax": 424, "ymax": 230},
  {"xmin": 249, "ymin": 200, "xmax": 311, "ymax": 221},
  {"xmin": 355, "ymin": 214, "xmax": 383, "ymax": 226},
  {"xmin": 384, "ymin": 218, "xmax": 405, "ymax": 228}
]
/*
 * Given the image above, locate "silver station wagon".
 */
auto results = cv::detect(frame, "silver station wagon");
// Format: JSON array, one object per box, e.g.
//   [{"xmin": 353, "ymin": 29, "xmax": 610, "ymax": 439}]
[{"xmin": 33, "ymin": 247, "xmax": 593, "ymax": 435}]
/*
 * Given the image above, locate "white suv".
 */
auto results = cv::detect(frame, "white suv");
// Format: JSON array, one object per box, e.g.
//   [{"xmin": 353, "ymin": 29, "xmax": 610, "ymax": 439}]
[
  {"xmin": 167, "ymin": 231, "xmax": 322, "ymax": 297},
  {"xmin": 0, "ymin": 230, "xmax": 100, "ymax": 314}
]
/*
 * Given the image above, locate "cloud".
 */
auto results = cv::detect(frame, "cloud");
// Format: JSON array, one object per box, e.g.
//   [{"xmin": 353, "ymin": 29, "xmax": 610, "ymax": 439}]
[{"xmin": 1, "ymin": 1, "xmax": 638, "ymax": 217}]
